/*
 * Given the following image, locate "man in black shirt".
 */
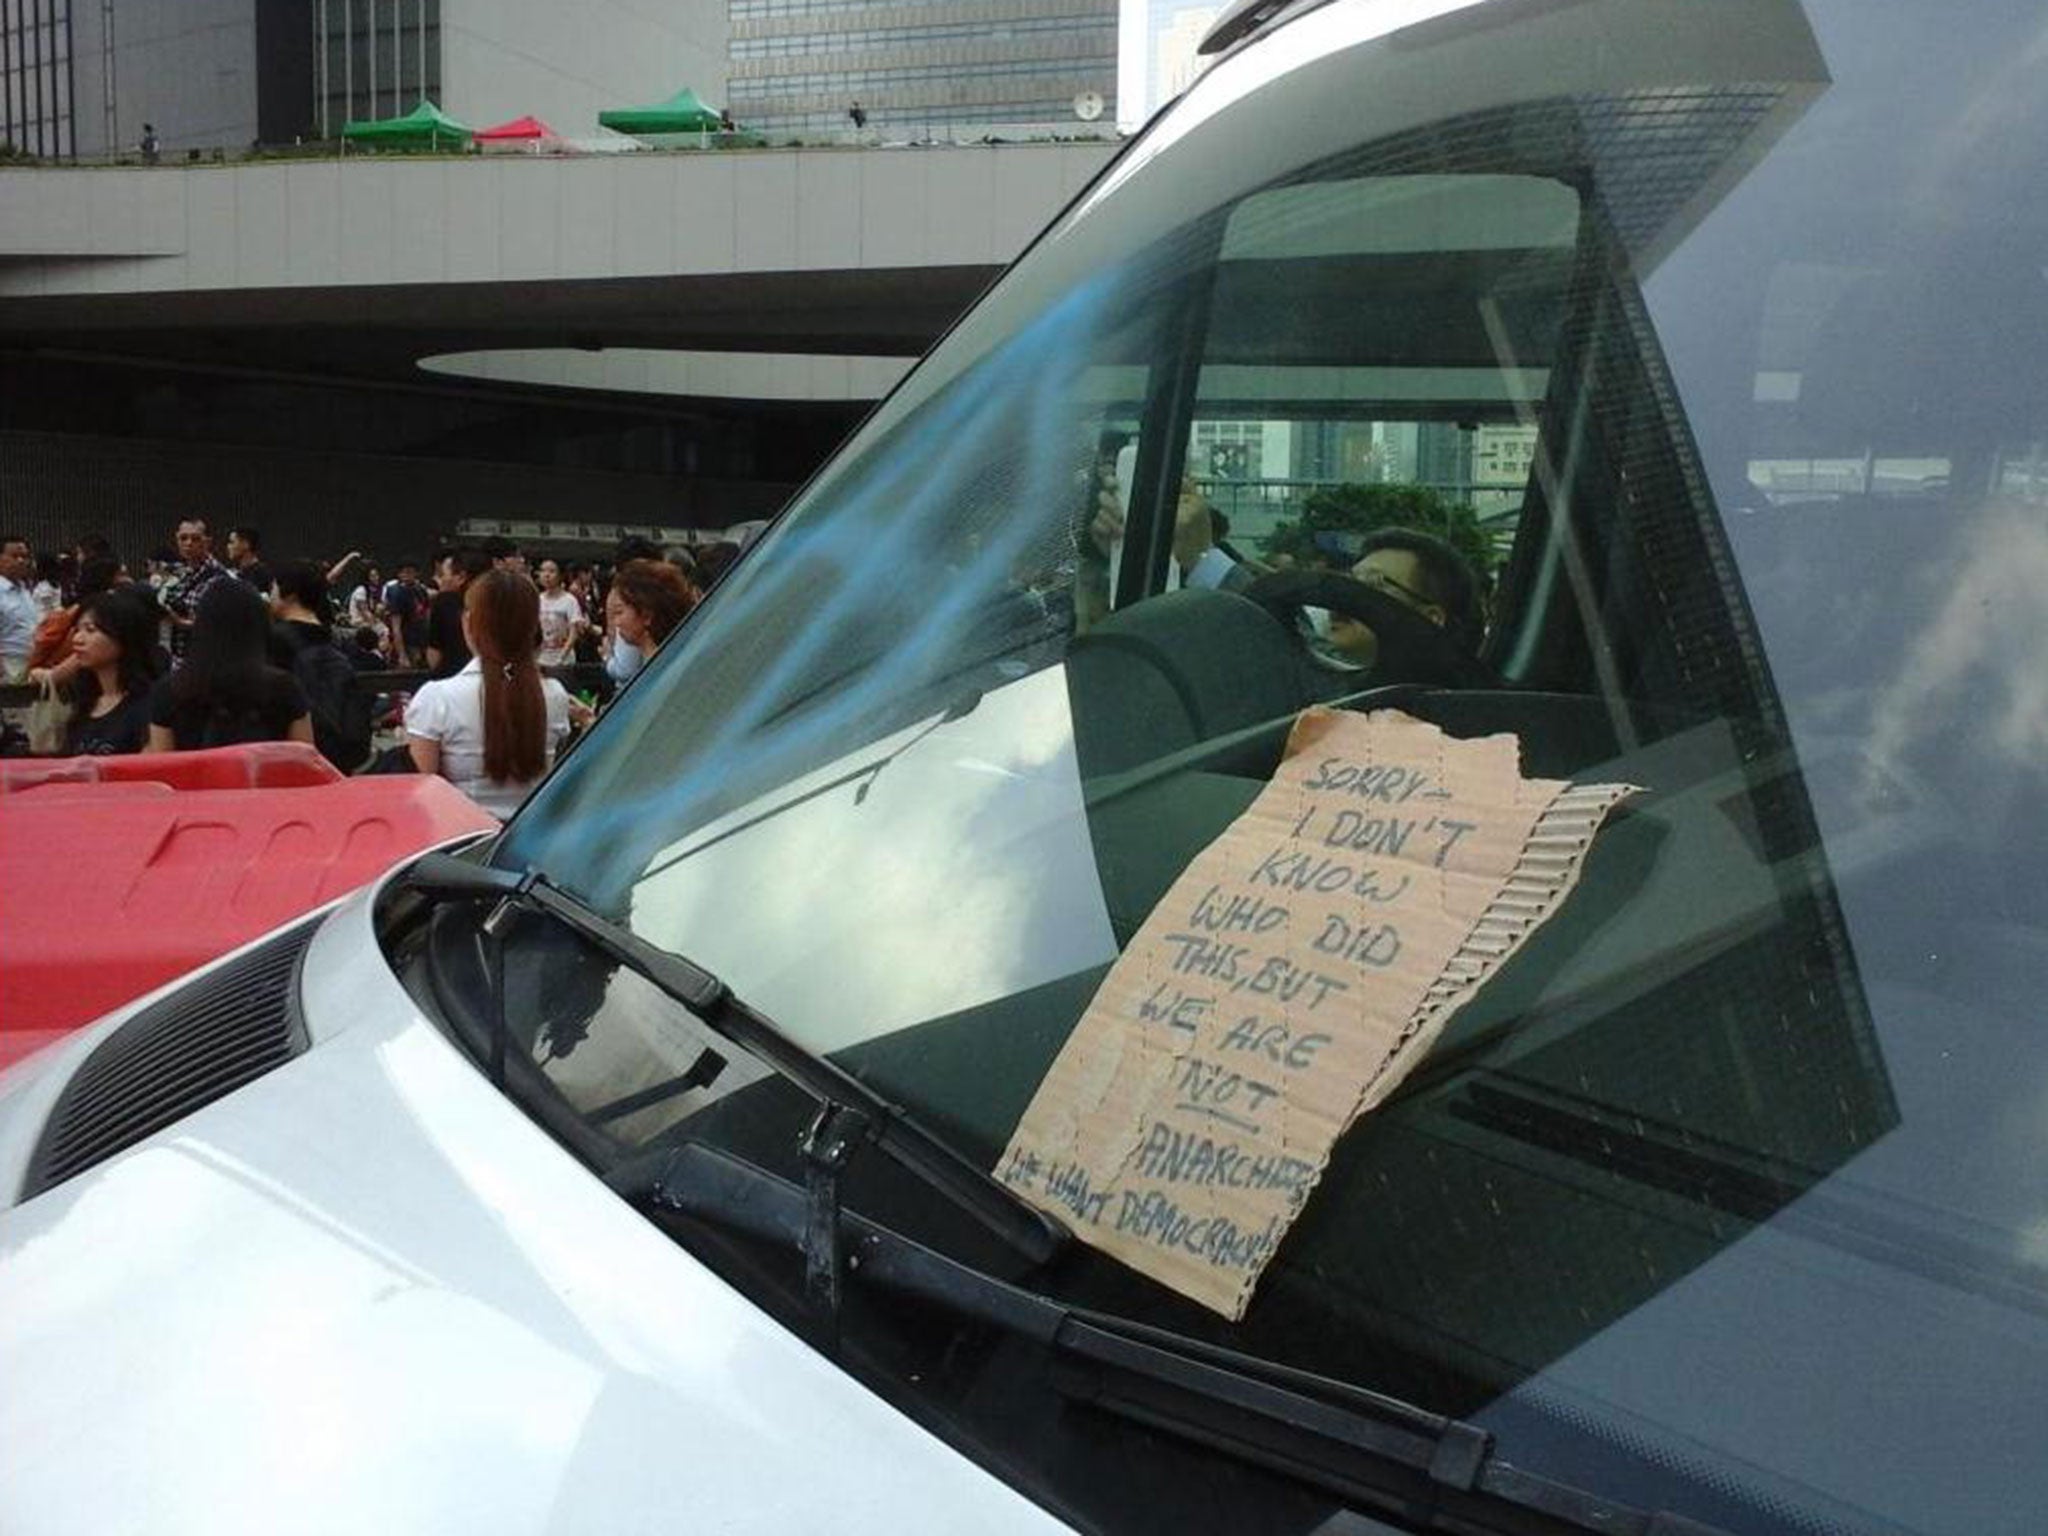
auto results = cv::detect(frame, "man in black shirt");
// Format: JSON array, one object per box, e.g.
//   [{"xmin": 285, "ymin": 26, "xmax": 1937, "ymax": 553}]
[
  {"xmin": 226, "ymin": 526, "xmax": 272, "ymax": 596},
  {"xmin": 426, "ymin": 548, "xmax": 490, "ymax": 679}
]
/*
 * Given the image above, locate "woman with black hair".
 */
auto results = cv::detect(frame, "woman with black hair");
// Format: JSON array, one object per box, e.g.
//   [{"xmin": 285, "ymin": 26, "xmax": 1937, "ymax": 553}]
[
  {"xmin": 269, "ymin": 558, "xmax": 371, "ymax": 772},
  {"xmin": 267, "ymin": 558, "xmax": 338, "ymax": 677},
  {"xmin": 63, "ymin": 589, "xmax": 160, "ymax": 756},
  {"xmin": 27, "ymin": 553, "xmax": 126, "ymax": 676},
  {"xmin": 145, "ymin": 577, "xmax": 313, "ymax": 752}
]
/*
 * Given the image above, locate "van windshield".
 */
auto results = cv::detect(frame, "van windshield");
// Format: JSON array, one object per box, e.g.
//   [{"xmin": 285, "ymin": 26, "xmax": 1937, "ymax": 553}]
[{"xmin": 475, "ymin": 0, "xmax": 2048, "ymax": 1529}]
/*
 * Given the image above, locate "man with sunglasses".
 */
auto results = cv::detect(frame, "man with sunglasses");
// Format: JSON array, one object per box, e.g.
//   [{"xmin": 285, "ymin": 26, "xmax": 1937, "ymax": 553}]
[
  {"xmin": 1085, "ymin": 467, "xmax": 1486, "ymax": 677},
  {"xmin": 1324, "ymin": 527, "xmax": 1484, "ymax": 669},
  {"xmin": 1174, "ymin": 495, "xmax": 1485, "ymax": 668}
]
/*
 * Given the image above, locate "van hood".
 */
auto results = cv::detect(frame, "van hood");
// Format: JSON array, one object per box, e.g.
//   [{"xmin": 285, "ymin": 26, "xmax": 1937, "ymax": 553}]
[{"xmin": 0, "ymin": 886, "xmax": 1070, "ymax": 1536}]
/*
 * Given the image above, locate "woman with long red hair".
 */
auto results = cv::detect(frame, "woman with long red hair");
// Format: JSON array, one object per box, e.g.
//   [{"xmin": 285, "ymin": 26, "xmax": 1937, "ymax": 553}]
[{"xmin": 405, "ymin": 568, "xmax": 575, "ymax": 818}]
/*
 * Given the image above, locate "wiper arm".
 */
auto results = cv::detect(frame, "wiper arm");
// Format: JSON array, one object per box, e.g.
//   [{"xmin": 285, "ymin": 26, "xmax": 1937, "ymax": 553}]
[
  {"xmin": 404, "ymin": 851, "xmax": 1069, "ymax": 1293},
  {"xmin": 623, "ymin": 1140, "xmax": 1735, "ymax": 1536}
]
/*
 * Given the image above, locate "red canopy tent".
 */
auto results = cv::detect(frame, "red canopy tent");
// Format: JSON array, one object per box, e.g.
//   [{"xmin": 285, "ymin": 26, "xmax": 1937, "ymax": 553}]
[{"xmin": 474, "ymin": 114, "xmax": 562, "ymax": 152}]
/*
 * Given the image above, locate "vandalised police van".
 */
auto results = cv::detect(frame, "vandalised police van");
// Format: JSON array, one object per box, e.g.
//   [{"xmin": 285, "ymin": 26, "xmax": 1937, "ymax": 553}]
[{"xmin": 5, "ymin": 0, "xmax": 2046, "ymax": 1531}]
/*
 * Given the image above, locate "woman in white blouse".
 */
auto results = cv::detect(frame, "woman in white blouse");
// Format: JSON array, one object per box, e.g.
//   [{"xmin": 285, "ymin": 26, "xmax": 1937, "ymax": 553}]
[{"xmin": 405, "ymin": 568, "xmax": 578, "ymax": 818}]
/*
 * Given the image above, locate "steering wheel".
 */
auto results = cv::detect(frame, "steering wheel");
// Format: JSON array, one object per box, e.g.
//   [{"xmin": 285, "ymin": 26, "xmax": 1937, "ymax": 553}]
[{"xmin": 1240, "ymin": 569, "xmax": 1495, "ymax": 691}]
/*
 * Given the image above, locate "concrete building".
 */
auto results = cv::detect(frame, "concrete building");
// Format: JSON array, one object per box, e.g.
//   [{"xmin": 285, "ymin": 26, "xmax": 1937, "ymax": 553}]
[
  {"xmin": 1, "ymin": 0, "xmax": 726, "ymax": 161},
  {"xmin": 0, "ymin": 140, "xmax": 1116, "ymax": 559},
  {"xmin": 726, "ymin": 0, "xmax": 1117, "ymax": 136}
]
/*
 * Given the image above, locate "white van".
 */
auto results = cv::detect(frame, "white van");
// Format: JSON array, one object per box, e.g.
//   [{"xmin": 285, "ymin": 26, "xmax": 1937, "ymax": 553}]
[{"xmin": 6, "ymin": 0, "xmax": 2046, "ymax": 1531}]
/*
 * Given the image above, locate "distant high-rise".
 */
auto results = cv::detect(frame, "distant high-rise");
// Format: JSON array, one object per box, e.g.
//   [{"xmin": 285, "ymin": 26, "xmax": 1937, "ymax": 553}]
[
  {"xmin": 3, "ymin": 1, "xmax": 328, "ymax": 159},
  {"xmin": 312, "ymin": 1, "xmax": 438, "ymax": 140},
  {"xmin": 1, "ymin": 1, "xmax": 92, "ymax": 157},
  {"xmin": 726, "ymin": 0, "xmax": 1117, "ymax": 136},
  {"xmin": 3, "ymin": 1, "xmax": 724, "ymax": 160},
  {"xmin": 1150, "ymin": 4, "xmax": 1217, "ymax": 106}
]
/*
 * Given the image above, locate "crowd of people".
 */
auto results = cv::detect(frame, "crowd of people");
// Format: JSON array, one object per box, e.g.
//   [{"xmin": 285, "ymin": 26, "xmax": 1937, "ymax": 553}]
[
  {"xmin": 1, "ymin": 491, "xmax": 1490, "ymax": 818},
  {"xmin": 0, "ymin": 519, "xmax": 734, "ymax": 816}
]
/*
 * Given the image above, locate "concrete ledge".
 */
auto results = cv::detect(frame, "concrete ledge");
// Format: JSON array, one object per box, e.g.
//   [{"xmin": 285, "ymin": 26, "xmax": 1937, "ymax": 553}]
[{"xmin": 0, "ymin": 142, "xmax": 1116, "ymax": 297}]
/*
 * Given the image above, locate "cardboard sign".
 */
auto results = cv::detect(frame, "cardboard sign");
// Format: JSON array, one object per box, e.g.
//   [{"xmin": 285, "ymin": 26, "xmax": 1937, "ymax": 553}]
[{"xmin": 998, "ymin": 708, "xmax": 1636, "ymax": 1318}]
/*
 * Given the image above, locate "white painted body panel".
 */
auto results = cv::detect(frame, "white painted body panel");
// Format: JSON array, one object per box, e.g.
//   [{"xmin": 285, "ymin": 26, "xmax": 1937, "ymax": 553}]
[{"xmin": 0, "ymin": 883, "xmax": 1072, "ymax": 1536}]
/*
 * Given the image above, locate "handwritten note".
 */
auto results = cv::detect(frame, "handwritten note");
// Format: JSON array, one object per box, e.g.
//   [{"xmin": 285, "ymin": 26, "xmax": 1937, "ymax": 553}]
[{"xmin": 998, "ymin": 708, "xmax": 1636, "ymax": 1318}]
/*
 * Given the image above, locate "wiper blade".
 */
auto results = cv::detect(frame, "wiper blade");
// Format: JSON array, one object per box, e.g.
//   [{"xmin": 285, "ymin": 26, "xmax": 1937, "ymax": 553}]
[
  {"xmin": 404, "ymin": 851, "xmax": 1069, "ymax": 1288},
  {"xmin": 626, "ymin": 1140, "xmax": 1735, "ymax": 1536}
]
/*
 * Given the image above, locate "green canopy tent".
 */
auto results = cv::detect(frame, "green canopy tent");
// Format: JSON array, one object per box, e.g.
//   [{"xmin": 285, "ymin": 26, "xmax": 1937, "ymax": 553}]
[
  {"xmin": 597, "ymin": 87, "xmax": 725, "ymax": 137},
  {"xmin": 340, "ymin": 99, "xmax": 474, "ymax": 151}
]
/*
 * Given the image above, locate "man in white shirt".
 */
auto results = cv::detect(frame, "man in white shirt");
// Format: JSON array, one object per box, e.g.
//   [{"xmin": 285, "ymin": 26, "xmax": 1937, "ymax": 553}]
[
  {"xmin": 0, "ymin": 535, "xmax": 40, "ymax": 683},
  {"xmin": 535, "ymin": 559, "xmax": 586, "ymax": 666}
]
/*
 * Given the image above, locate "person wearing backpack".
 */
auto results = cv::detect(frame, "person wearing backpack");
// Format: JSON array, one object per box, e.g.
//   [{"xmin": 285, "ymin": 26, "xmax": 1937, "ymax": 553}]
[{"xmin": 268, "ymin": 561, "xmax": 372, "ymax": 772}]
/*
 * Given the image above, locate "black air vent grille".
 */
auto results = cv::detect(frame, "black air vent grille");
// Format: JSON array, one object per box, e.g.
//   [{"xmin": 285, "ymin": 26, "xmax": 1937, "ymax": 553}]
[{"xmin": 21, "ymin": 918, "xmax": 319, "ymax": 1201}]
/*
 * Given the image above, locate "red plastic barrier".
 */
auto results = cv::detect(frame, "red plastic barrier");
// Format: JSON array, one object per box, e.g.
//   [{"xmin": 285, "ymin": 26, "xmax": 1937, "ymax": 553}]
[
  {"xmin": 0, "ymin": 767, "xmax": 498, "ymax": 1067},
  {"xmin": 15, "ymin": 780, "xmax": 176, "ymax": 800},
  {"xmin": 0, "ymin": 741, "xmax": 344, "ymax": 795}
]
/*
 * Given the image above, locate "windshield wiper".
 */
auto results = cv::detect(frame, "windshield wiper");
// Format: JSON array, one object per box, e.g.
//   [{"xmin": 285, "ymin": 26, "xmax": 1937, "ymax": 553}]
[
  {"xmin": 404, "ymin": 851, "xmax": 1070, "ymax": 1304},
  {"xmin": 622, "ymin": 1139, "xmax": 1734, "ymax": 1536}
]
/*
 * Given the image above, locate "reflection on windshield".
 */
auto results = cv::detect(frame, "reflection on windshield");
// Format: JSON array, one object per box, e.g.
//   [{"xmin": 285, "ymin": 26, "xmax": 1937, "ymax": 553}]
[
  {"xmin": 1866, "ymin": 500, "xmax": 2048, "ymax": 787},
  {"xmin": 629, "ymin": 667, "xmax": 1117, "ymax": 1050},
  {"xmin": 500, "ymin": 266, "xmax": 1158, "ymax": 914}
]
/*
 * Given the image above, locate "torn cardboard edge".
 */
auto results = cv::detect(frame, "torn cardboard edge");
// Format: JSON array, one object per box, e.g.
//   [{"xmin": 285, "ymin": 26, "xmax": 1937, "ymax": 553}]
[{"xmin": 1354, "ymin": 779, "xmax": 1636, "ymax": 1121}]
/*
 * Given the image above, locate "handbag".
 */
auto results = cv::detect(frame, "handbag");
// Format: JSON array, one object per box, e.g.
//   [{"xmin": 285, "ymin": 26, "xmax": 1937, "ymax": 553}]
[{"xmin": 25, "ymin": 675, "xmax": 68, "ymax": 755}]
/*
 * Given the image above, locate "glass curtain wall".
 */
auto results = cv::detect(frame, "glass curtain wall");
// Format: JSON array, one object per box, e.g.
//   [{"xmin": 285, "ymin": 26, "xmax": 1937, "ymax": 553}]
[
  {"xmin": 0, "ymin": 0, "xmax": 73, "ymax": 158},
  {"xmin": 727, "ymin": 0, "xmax": 1115, "ymax": 134},
  {"xmin": 312, "ymin": 0, "xmax": 439, "ymax": 136}
]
